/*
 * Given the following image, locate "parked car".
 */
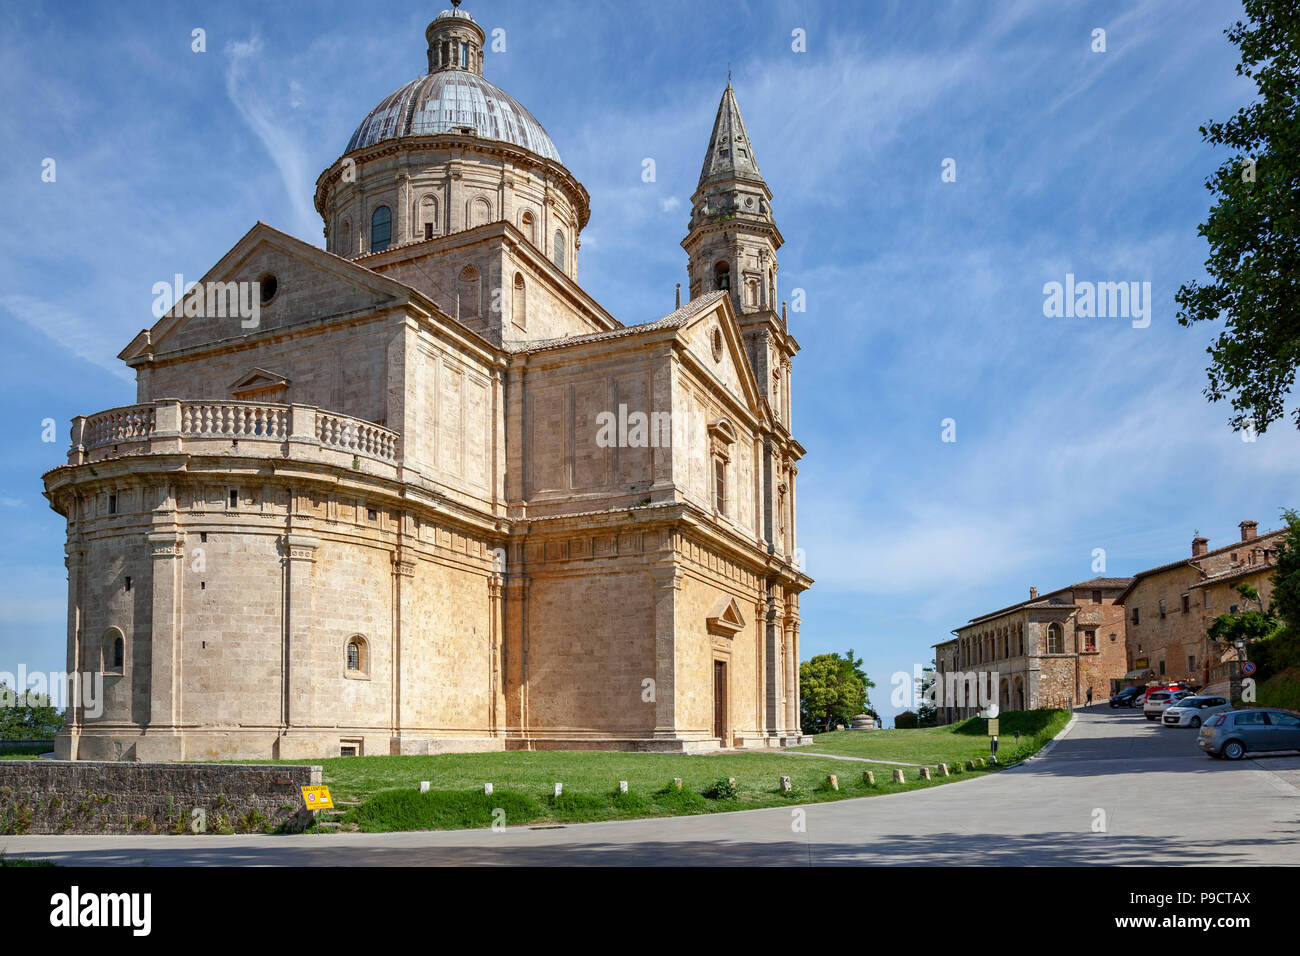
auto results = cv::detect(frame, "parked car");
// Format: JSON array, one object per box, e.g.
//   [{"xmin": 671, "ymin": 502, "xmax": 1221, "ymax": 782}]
[
  {"xmin": 1162, "ymin": 695, "xmax": 1232, "ymax": 728},
  {"xmin": 1110, "ymin": 687, "xmax": 1143, "ymax": 708},
  {"xmin": 1143, "ymin": 690, "xmax": 1192, "ymax": 720},
  {"xmin": 1198, "ymin": 708, "xmax": 1300, "ymax": 759}
]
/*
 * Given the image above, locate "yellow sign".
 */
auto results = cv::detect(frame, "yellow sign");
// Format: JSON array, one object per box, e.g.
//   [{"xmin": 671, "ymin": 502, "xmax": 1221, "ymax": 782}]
[
  {"xmin": 301, "ymin": 785, "xmax": 334, "ymax": 810},
  {"xmin": 987, "ymin": 718, "xmax": 999, "ymax": 736}
]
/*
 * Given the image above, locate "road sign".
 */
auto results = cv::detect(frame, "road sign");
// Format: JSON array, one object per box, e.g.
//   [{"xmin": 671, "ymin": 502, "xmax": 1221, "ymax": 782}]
[
  {"xmin": 987, "ymin": 718, "xmax": 999, "ymax": 736},
  {"xmin": 1242, "ymin": 662, "xmax": 1256, "ymax": 676},
  {"xmin": 301, "ymin": 785, "xmax": 334, "ymax": 810}
]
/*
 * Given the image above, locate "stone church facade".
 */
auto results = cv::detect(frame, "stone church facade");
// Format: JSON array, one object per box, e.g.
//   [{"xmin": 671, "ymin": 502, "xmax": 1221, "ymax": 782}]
[{"xmin": 42, "ymin": 6, "xmax": 811, "ymax": 761}]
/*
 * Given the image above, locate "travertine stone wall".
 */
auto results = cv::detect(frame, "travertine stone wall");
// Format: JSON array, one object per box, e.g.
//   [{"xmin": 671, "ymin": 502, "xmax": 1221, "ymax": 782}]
[{"xmin": 0, "ymin": 761, "xmax": 319, "ymax": 834}]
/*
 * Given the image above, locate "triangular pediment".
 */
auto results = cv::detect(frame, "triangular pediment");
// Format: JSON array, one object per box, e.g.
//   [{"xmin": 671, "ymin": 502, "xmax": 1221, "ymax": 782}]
[
  {"xmin": 677, "ymin": 293, "xmax": 765, "ymax": 422},
  {"xmin": 229, "ymin": 367, "xmax": 290, "ymax": 398},
  {"xmin": 119, "ymin": 222, "xmax": 444, "ymax": 364},
  {"xmin": 707, "ymin": 595, "xmax": 747, "ymax": 636}
]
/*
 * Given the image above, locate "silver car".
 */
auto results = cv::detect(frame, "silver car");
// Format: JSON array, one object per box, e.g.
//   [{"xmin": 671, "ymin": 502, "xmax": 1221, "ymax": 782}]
[
  {"xmin": 1162, "ymin": 695, "xmax": 1232, "ymax": 728},
  {"xmin": 1198, "ymin": 708, "xmax": 1300, "ymax": 759}
]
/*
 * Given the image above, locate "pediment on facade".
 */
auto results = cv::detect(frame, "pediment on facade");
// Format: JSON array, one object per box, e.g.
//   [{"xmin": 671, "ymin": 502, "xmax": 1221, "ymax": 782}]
[
  {"xmin": 121, "ymin": 222, "xmax": 444, "ymax": 364},
  {"xmin": 229, "ymin": 367, "xmax": 291, "ymax": 400},
  {"xmin": 706, "ymin": 595, "xmax": 747, "ymax": 636},
  {"xmin": 676, "ymin": 293, "xmax": 765, "ymax": 422}
]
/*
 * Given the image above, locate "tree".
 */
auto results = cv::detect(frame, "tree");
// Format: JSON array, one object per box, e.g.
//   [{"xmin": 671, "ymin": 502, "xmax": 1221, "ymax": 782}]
[
  {"xmin": 0, "ymin": 683, "xmax": 64, "ymax": 739},
  {"xmin": 799, "ymin": 649, "xmax": 875, "ymax": 735},
  {"xmin": 1248, "ymin": 510, "xmax": 1300, "ymax": 675},
  {"xmin": 1207, "ymin": 582, "xmax": 1282, "ymax": 650},
  {"xmin": 1175, "ymin": 2, "xmax": 1300, "ymax": 434}
]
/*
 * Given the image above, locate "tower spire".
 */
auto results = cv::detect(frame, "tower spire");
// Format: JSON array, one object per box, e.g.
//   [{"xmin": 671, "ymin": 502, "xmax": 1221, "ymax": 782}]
[{"xmin": 698, "ymin": 83, "xmax": 764, "ymax": 190}]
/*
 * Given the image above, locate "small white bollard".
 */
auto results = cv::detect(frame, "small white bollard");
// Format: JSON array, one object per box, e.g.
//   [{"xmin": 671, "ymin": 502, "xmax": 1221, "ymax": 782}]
[
  {"xmin": 779, "ymin": 775, "xmax": 792, "ymax": 792},
  {"xmin": 484, "ymin": 782, "xmax": 493, "ymax": 796},
  {"xmin": 554, "ymin": 782, "xmax": 562, "ymax": 798},
  {"xmin": 892, "ymin": 769, "xmax": 905, "ymax": 784},
  {"xmin": 672, "ymin": 777, "xmax": 683, "ymax": 790},
  {"xmin": 420, "ymin": 781, "xmax": 430, "ymax": 793},
  {"xmin": 618, "ymin": 780, "xmax": 629, "ymax": 793}
]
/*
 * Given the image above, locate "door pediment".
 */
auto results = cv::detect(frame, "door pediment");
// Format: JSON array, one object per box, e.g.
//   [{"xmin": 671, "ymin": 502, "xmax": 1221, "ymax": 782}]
[{"xmin": 707, "ymin": 595, "xmax": 746, "ymax": 636}]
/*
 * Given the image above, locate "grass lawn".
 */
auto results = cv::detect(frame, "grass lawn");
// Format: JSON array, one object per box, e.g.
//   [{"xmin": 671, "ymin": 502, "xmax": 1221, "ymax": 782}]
[
  {"xmin": 799, "ymin": 708, "xmax": 1071, "ymax": 764},
  {"xmin": 258, "ymin": 709, "xmax": 1070, "ymax": 832}
]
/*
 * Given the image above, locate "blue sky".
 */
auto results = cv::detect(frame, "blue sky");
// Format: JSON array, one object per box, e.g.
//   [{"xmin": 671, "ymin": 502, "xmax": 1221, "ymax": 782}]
[{"xmin": 2, "ymin": 0, "xmax": 1295, "ymax": 725}]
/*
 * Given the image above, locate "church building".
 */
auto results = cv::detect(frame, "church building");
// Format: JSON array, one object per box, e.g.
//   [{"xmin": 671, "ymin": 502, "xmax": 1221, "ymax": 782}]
[{"xmin": 42, "ymin": 4, "xmax": 811, "ymax": 760}]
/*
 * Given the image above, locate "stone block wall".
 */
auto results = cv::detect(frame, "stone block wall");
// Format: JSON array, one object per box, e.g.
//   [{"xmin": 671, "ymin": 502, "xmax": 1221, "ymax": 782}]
[{"xmin": 0, "ymin": 761, "xmax": 320, "ymax": 835}]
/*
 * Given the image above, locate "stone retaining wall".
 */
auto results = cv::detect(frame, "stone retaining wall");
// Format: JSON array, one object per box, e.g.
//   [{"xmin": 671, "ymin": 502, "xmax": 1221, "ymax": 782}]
[{"xmin": 0, "ymin": 761, "xmax": 321, "ymax": 835}]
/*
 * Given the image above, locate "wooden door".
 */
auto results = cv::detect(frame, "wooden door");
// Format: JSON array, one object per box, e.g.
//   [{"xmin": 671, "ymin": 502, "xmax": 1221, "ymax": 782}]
[{"xmin": 713, "ymin": 660, "xmax": 727, "ymax": 743}]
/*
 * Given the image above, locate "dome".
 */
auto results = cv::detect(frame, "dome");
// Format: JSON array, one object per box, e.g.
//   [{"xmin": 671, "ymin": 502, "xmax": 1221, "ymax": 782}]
[{"xmin": 345, "ymin": 70, "xmax": 563, "ymax": 163}]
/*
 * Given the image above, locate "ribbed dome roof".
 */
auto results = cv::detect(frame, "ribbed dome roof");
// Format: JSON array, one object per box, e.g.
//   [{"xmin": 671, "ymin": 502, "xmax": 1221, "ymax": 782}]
[{"xmin": 345, "ymin": 70, "xmax": 562, "ymax": 163}]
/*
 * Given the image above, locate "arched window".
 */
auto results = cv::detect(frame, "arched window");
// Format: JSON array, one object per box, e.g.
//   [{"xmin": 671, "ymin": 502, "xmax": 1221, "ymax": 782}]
[
  {"xmin": 512, "ymin": 272, "xmax": 526, "ymax": 329},
  {"xmin": 553, "ymin": 230, "xmax": 565, "ymax": 272},
  {"xmin": 339, "ymin": 219, "xmax": 351, "ymax": 256},
  {"xmin": 520, "ymin": 210, "xmax": 536, "ymax": 245},
  {"xmin": 713, "ymin": 260, "xmax": 730, "ymax": 291},
  {"xmin": 418, "ymin": 195, "xmax": 438, "ymax": 239},
  {"xmin": 1047, "ymin": 623, "xmax": 1065, "ymax": 655},
  {"xmin": 346, "ymin": 636, "xmax": 367, "ymax": 676},
  {"xmin": 370, "ymin": 205, "xmax": 392, "ymax": 253},
  {"xmin": 470, "ymin": 196, "xmax": 491, "ymax": 228},
  {"xmin": 103, "ymin": 627, "xmax": 125, "ymax": 674},
  {"xmin": 458, "ymin": 265, "xmax": 481, "ymax": 321}
]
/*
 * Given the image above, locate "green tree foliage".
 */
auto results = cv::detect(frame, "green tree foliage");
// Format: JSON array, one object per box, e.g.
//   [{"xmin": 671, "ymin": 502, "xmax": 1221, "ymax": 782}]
[
  {"xmin": 1250, "ymin": 510, "xmax": 1300, "ymax": 675},
  {"xmin": 799, "ymin": 650, "xmax": 875, "ymax": 735},
  {"xmin": 1175, "ymin": 2, "xmax": 1300, "ymax": 433},
  {"xmin": 0, "ymin": 683, "xmax": 64, "ymax": 739}
]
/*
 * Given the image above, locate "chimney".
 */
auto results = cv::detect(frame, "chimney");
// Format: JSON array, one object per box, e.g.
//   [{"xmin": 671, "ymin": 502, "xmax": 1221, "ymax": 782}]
[
  {"xmin": 1029, "ymin": 586, "xmax": 1038, "ymax": 600},
  {"xmin": 1192, "ymin": 536, "xmax": 1209, "ymax": 557},
  {"xmin": 1240, "ymin": 520, "xmax": 1258, "ymax": 542}
]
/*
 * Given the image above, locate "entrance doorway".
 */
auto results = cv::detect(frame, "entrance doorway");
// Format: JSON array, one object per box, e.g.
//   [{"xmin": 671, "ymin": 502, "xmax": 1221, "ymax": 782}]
[{"xmin": 713, "ymin": 660, "xmax": 728, "ymax": 743}]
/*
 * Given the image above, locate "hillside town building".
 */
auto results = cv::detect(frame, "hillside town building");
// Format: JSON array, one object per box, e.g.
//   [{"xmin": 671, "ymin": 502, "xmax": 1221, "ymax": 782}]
[
  {"xmin": 1116, "ymin": 521, "xmax": 1283, "ymax": 690},
  {"xmin": 934, "ymin": 577, "xmax": 1130, "ymax": 724}
]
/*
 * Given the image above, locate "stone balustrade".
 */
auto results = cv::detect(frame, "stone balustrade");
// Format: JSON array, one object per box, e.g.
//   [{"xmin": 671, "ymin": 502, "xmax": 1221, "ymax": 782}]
[{"xmin": 67, "ymin": 400, "xmax": 401, "ymax": 468}]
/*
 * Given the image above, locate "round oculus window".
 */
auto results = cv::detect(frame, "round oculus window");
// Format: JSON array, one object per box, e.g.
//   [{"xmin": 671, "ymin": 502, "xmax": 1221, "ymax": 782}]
[{"xmin": 258, "ymin": 273, "xmax": 278, "ymax": 305}]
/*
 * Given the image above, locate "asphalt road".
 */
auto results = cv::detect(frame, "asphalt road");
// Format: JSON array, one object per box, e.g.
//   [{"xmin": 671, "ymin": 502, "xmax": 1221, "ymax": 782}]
[{"xmin": 3, "ymin": 706, "xmax": 1298, "ymax": 866}]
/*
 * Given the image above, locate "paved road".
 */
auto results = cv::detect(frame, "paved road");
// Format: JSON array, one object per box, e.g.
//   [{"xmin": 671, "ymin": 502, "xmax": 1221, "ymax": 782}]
[{"xmin": 3, "ymin": 707, "xmax": 1298, "ymax": 865}]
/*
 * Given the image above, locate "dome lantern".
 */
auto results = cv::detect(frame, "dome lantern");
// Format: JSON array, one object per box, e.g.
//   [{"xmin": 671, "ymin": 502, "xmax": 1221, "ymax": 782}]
[{"xmin": 426, "ymin": 1, "xmax": 486, "ymax": 75}]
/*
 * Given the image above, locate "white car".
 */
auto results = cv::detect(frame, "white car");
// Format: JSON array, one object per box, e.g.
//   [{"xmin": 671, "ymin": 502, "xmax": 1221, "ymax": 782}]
[
  {"xmin": 1143, "ymin": 690, "xmax": 1192, "ymax": 721},
  {"xmin": 1162, "ymin": 695, "xmax": 1232, "ymax": 728}
]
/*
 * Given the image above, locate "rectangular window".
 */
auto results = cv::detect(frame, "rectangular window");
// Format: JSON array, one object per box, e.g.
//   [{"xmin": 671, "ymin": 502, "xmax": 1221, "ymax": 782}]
[
  {"xmin": 425, "ymin": 222, "xmax": 434, "ymax": 240},
  {"xmin": 228, "ymin": 489, "xmax": 239, "ymax": 509},
  {"xmin": 1188, "ymin": 655, "xmax": 1196, "ymax": 672},
  {"xmin": 367, "ymin": 508, "xmax": 377, "ymax": 522},
  {"xmin": 1092, "ymin": 590, "xmax": 1102, "ymax": 604},
  {"xmin": 714, "ymin": 459, "xmax": 726, "ymax": 515},
  {"xmin": 1132, "ymin": 608, "xmax": 1140, "ymax": 625},
  {"xmin": 108, "ymin": 493, "xmax": 117, "ymax": 515},
  {"xmin": 124, "ymin": 576, "xmax": 131, "ymax": 592},
  {"xmin": 1158, "ymin": 598, "xmax": 1166, "ymax": 618},
  {"xmin": 1158, "ymin": 660, "xmax": 1166, "ymax": 676},
  {"xmin": 1182, "ymin": 594, "xmax": 1190, "ymax": 614},
  {"xmin": 1084, "ymin": 631, "xmax": 1097, "ymax": 652}
]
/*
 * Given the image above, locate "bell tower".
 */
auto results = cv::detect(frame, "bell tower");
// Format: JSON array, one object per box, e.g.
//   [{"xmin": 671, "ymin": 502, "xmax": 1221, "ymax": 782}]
[{"xmin": 682, "ymin": 81, "xmax": 796, "ymax": 436}]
